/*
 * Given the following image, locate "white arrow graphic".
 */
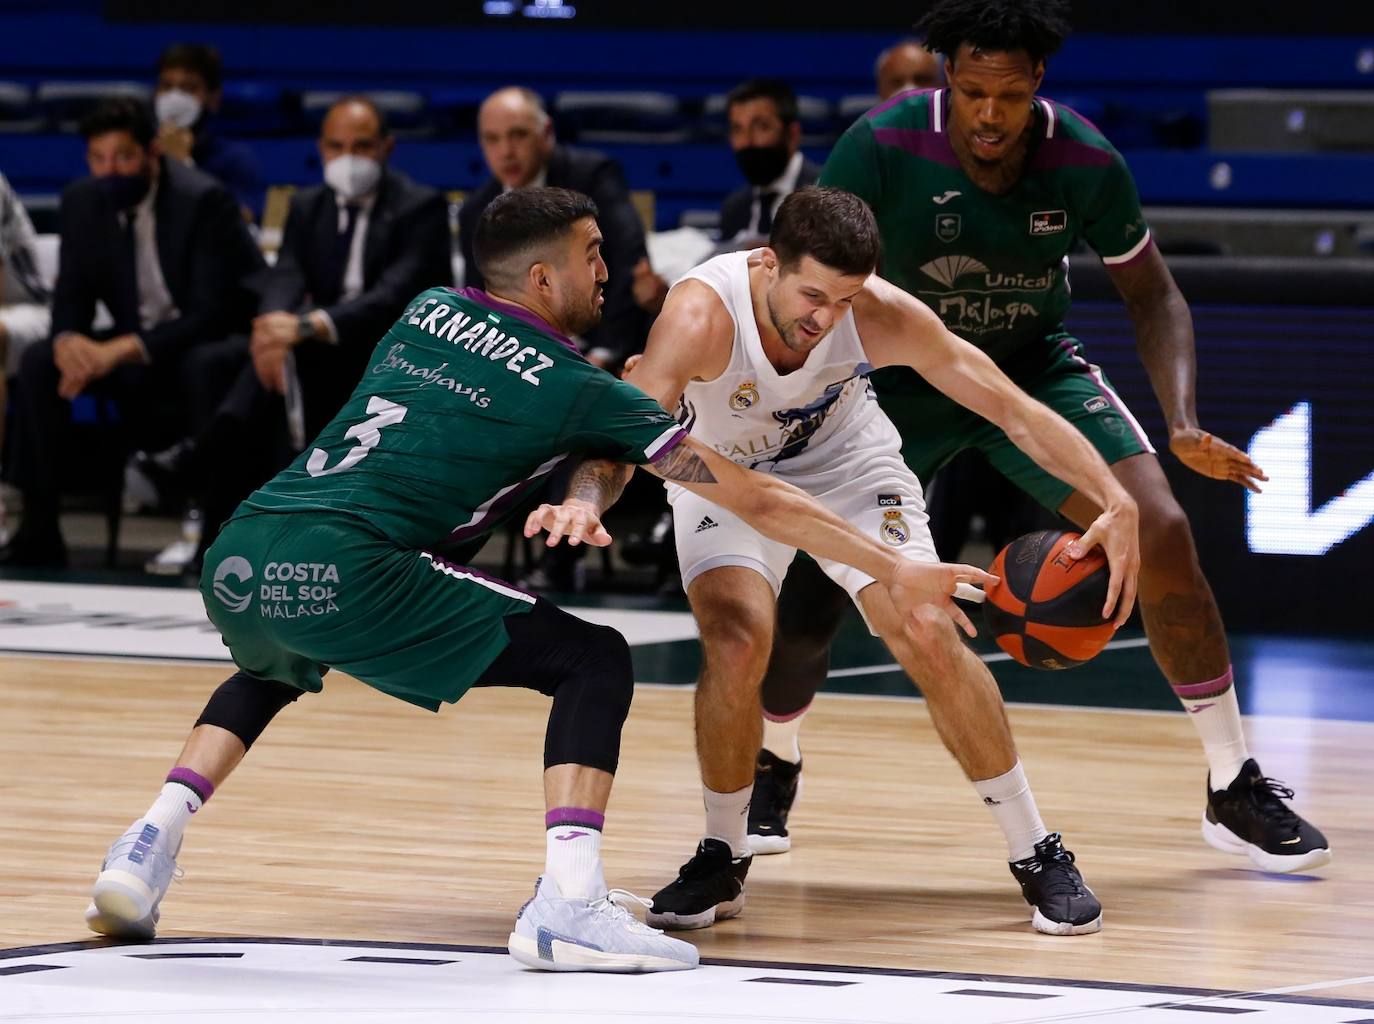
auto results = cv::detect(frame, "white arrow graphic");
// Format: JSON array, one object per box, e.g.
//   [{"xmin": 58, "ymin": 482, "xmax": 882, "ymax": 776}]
[{"xmin": 1246, "ymin": 401, "xmax": 1374, "ymax": 555}]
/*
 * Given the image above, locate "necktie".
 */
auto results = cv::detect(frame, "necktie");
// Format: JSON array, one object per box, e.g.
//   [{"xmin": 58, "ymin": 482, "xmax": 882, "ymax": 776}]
[
  {"xmin": 756, "ymin": 190, "xmax": 779, "ymax": 236},
  {"xmin": 329, "ymin": 203, "xmax": 359, "ymax": 294},
  {"xmin": 119, "ymin": 213, "xmax": 141, "ymax": 331}
]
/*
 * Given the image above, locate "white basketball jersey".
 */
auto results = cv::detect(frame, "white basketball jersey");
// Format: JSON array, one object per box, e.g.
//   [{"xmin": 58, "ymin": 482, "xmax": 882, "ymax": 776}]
[{"xmin": 674, "ymin": 250, "xmax": 884, "ymax": 481}]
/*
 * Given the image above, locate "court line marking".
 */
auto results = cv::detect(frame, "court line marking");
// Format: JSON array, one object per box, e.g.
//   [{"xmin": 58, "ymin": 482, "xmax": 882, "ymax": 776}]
[{"xmin": 1, "ymin": 937, "xmax": 1371, "ymax": 1012}]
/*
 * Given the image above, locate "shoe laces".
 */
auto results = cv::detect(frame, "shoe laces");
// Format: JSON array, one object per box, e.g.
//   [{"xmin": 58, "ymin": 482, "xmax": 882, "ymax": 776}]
[
  {"xmin": 678, "ymin": 844, "xmax": 731, "ymax": 880},
  {"xmin": 1022, "ymin": 837, "xmax": 1088, "ymax": 898},
  {"xmin": 591, "ymin": 889, "xmax": 662, "ymax": 935},
  {"xmin": 1248, "ymin": 775, "xmax": 1300, "ymax": 828}
]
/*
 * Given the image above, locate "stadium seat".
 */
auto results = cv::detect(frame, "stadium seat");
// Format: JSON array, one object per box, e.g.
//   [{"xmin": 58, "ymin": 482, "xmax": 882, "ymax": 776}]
[
  {"xmin": 36, "ymin": 81, "xmax": 151, "ymax": 132},
  {"xmin": 0, "ymin": 82, "xmax": 42, "ymax": 133},
  {"xmin": 1209, "ymin": 89, "xmax": 1374, "ymax": 152},
  {"xmin": 553, "ymin": 91, "xmax": 687, "ymax": 144},
  {"xmin": 217, "ymin": 81, "xmax": 297, "ymax": 137}
]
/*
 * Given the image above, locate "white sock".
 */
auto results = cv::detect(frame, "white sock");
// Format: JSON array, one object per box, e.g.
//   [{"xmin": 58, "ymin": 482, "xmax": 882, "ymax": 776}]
[
  {"xmin": 144, "ymin": 781, "xmax": 204, "ymax": 849},
  {"xmin": 703, "ymin": 784, "xmax": 752, "ymax": 858},
  {"xmin": 761, "ymin": 705, "xmax": 809, "ymax": 764},
  {"xmin": 1172, "ymin": 667, "xmax": 1249, "ymax": 789},
  {"xmin": 544, "ymin": 824, "xmax": 606, "ymax": 901},
  {"xmin": 973, "ymin": 761, "xmax": 1049, "ymax": 862}
]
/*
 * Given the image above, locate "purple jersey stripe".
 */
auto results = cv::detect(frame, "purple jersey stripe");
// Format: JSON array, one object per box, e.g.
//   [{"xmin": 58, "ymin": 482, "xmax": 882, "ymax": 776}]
[
  {"xmin": 871, "ymin": 127, "xmax": 960, "ymax": 168},
  {"xmin": 448, "ymin": 455, "xmax": 569, "ymax": 544},
  {"xmin": 446, "ymin": 287, "xmax": 583, "ymax": 356},
  {"xmin": 866, "ymin": 85, "xmax": 936, "ymax": 121},
  {"xmin": 647, "ymin": 426, "xmax": 688, "ymax": 463},
  {"xmin": 1030, "ymin": 136, "xmax": 1115, "ymax": 171},
  {"xmin": 420, "ymin": 552, "xmax": 537, "ymax": 601}
]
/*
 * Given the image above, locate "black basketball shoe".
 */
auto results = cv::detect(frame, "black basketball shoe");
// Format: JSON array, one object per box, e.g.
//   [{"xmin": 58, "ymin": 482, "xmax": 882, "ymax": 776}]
[
  {"xmin": 646, "ymin": 839, "xmax": 751, "ymax": 931},
  {"xmin": 747, "ymin": 750, "xmax": 802, "ymax": 855},
  {"xmin": 1008, "ymin": 833, "xmax": 1103, "ymax": 935},
  {"xmin": 1202, "ymin": 758, "xmax": 1331, "ymax": 873}
]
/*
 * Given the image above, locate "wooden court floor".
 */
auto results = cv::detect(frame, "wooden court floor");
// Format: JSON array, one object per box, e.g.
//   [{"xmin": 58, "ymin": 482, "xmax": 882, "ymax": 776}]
[{"xmin": 1, "ymin": 654, "xmax": 1370, "ymax": 1003}]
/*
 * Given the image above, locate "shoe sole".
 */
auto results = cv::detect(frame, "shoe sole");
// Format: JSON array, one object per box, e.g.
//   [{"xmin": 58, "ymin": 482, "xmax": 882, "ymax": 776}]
[
  {"xmin": 645, "ymin": 891, "xmax": 746, "ymax": 931},
  {"xmin": 1201, "ymin": 817, "xmax": 1332, "ymax": 873},
  {"xmin": 507, "ymin": 932, "xmax": 695, "ymax": 972},
  {"xmin": 92, "ymin": 869, "xmax": 157, "ymax": 935},
  {"xmin": 747, "ymin": 833, "xmax": 791, "ymax": 855},
  {"xmin": 1031, "ymin": 907, "xmax": 1103, "ymax": 936}
]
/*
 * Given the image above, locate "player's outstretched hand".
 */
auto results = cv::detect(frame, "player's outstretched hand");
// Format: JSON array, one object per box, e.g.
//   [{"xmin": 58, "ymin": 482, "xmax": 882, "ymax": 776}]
[
  {"xmin": 523, "ymin": 499, "xmax": 614, "ymax": 548},
  {"xmin": 1170, "ymin": 427, "xmax": 1268, "ymax": 493},
  {"xmin": 1068, "ymin": 502, "xmax": 1140, "ymax": 629},
  {"xmin": 887, "ymin": 559, "xmax": 1001, "ymax": 639}
]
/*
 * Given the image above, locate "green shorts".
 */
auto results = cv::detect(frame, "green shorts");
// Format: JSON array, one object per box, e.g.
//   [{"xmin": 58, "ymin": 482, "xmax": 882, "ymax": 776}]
[
  {"xmin": 877, "ymin": 332, "xmax": 1155, "ymax": 512},
  {"xmin": 200, "ymin": 511, "xmax": 535, "ymax": 711}
]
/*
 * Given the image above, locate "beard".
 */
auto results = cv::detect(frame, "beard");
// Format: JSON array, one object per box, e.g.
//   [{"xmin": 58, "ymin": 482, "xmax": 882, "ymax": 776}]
[
  {"xmin": 766, "ymin": 289, "xmax": 828, "ymax": 353},
  {"xmin": 561, "ymin": 286, "xmax": 604, "ymax": 337}
]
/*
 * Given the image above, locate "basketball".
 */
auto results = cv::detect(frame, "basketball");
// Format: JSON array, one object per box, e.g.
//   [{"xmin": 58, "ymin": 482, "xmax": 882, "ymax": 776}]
[{"xmin": 983, "ymin": 529, "xmax": 1115, "ymax": 670}]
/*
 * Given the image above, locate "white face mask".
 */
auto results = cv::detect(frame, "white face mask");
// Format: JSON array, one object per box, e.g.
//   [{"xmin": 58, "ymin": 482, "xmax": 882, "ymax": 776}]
[
  {"xmin": 155, "ymin": 89, "xmax": 202, "ymax": 130},
  {"xmin": 324, "ymin": 154, "xmax": 382, "ymax": 201}
]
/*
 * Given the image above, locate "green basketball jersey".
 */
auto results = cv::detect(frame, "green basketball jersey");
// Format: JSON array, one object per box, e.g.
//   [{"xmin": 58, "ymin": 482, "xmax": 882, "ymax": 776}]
[
  {"xmin": 240, "ymin": 286, "xmax": 686, "ymax": 549},
  {"xmin": 820, "ymin": 88, "xmax": 1151, "ymax": 391}
]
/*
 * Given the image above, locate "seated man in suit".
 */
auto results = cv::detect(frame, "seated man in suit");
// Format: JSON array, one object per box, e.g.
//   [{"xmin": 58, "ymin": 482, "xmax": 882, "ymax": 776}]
[
  {"xmin": 153, "ymin": 42, "xmax": 264, "ymax": 222},
  {"xmin": 460, "ymin": 87, "xmax": 651, "ymax": 372},
  {"xmin": 2, "ymin": 98, "xmax": 260, "ymax": 568},
  {"xmin": 156, "ymin": 95, "xmax": 451, "ymax": 563},
  {"xmin": 717, "ymin": 80, "xmax": 821, "ymax": 246}
]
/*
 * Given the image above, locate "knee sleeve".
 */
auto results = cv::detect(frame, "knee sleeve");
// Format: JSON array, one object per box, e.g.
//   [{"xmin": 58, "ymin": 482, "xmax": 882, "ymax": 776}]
[
  {"xmin": 194, "ymin": 671, "xmax": 304, "ymax": 749},
  {"xmin": 762, "ymin": 557, "xmax": 849, "ymax": 716},
  {"xmin": 475, "ymin": 600, "xmax": 635, "ymax": 775}
]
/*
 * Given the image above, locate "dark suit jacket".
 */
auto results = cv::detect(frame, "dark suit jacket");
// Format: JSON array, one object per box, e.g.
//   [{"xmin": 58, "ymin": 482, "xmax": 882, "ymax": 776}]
[
  {"xmin": 259, "ymin": 166, "xmax": 451, "ymax": 417},
  {"xmin": 49, "ymin": 157, "xmax": 262, "ymax": 364},
  {"xmin": 459, "ymin": 145, "xmax": 650, "ymax": 365},
  {"xmin": 718, "ymin": 156, "xmax": 822, "ymax": 242}
]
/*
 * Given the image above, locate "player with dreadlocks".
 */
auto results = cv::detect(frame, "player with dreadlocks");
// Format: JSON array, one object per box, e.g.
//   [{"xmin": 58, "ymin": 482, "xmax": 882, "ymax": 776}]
[{"xmin": 748, "ymin": 0, "xmax": 1330, "ymax": 882}]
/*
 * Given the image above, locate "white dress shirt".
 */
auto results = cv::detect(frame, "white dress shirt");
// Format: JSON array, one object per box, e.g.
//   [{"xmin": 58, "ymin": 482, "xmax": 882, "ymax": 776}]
[{"xmin": 747, "ymin": 150, "xmax": 805, "ymax": 236}]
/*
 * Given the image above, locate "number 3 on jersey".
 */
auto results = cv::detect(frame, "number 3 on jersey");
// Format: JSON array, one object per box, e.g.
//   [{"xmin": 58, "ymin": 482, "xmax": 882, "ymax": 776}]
[{"xmin": 306, "ymin": 396, "xmax": 408, "ymax": 478}]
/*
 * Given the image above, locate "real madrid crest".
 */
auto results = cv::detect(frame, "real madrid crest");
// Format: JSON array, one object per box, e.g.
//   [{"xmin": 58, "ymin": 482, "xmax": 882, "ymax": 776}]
[
  {"xmin": 729, "ymin": 380, "xmax": 760, "ymax": 411},
  {"xmin": 880, "ymin": 508, "xmax": 910, "ymax": 546}
]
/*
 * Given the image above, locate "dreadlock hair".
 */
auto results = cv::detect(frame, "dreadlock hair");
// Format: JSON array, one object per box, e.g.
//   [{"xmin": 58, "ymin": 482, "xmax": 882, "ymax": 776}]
[{"xmin": 916, "ymin": 0, "xmax": 1071, "ymax": 67}]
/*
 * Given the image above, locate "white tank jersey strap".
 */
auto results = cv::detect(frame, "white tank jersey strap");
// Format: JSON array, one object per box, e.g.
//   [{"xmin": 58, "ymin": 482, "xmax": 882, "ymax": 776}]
[{"xmin": 673, "ymin": 249, "xmax": 883, "ymax": 479}]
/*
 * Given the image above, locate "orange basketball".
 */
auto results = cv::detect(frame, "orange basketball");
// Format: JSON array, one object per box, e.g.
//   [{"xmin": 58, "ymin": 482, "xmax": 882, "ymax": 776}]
[{"xmin": 983, "ymin": 529, "xmax": 1115, "ymax": 670}]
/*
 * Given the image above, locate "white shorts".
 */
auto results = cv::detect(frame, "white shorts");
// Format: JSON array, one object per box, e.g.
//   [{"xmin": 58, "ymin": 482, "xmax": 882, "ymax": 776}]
[{"xmin": 670, "ymin": 418, "xmax": 938, "ymax": 631}]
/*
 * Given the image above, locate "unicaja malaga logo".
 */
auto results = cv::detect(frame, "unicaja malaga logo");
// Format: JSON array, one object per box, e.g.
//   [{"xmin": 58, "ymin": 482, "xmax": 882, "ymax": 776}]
[{"xmin": 212, "ymin": 556, "xmax": 254, "ymax": 613}]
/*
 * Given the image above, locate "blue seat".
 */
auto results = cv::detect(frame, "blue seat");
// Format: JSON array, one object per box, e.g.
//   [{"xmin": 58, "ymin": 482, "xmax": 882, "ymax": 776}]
[
  {"xmin": 553, "ymin": 91, "xmax": 686, "ymax": 145},
  {"xmin": 0, "ymin": 81, "xmax": 43, "ymax": 134},
  {"xmin": 37, "ymin": 81, "xmax": 151, "ymax": 132},
  {"xmin": 217, "ymin": 82, "xmax": 296, "ymax": 137}
]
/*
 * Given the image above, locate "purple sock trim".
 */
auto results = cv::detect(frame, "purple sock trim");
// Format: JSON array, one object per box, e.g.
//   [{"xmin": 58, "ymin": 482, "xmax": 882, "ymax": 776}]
[
  {"xmin": 166, "ymin": 767, "xmax": 215, "ymax": 803},
  {"xmin": 763, "ymin": 702, "xmax": 811, "ymax": 724},
  {"xmin": 1171, "ymin": 667, "xmax": 1234, "ymax": 700},
  {"xmin": 545, "ymin": 807, "xmax": 604, "ymax": 831}
]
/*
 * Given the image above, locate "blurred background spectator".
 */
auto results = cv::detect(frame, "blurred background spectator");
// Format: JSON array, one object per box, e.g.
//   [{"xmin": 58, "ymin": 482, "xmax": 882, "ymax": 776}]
[
  {"xmin": 152, "ymin": 43, "xmax": 264, "ymax": 223},
  {"xmin": 875, "ymin": 37, "xmax": 944, "ymax": 99},
  {"xmin": 718, "ymin": 80, "xmax": 821, "ymax": 247},
  {"xmin": 2, "ymin": 97, "xmax": 260, "ymax": 568}
]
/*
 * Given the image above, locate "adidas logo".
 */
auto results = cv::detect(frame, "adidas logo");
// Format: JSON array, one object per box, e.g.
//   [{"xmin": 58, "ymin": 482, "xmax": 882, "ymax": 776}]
[{"xmin": 695, "ymin": 516, "xmax": 719, "ymax": 533}]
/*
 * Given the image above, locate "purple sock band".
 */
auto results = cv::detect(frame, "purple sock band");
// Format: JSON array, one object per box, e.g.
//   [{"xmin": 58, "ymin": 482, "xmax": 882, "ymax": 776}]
[
  {"xmin": 1171, "ymin": 667, "xmax": 1234, "ymax": 700},
  {"xmin": 763, "ymin": 701, "xmax": 812, "ymax": 724},
  {"xmin": 545, "ymin": 807, "xmax": 605, "ymax": 831},
  {"xmin": 167, "ymin": 767, "xmax": 215, "ymax": 803}
]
